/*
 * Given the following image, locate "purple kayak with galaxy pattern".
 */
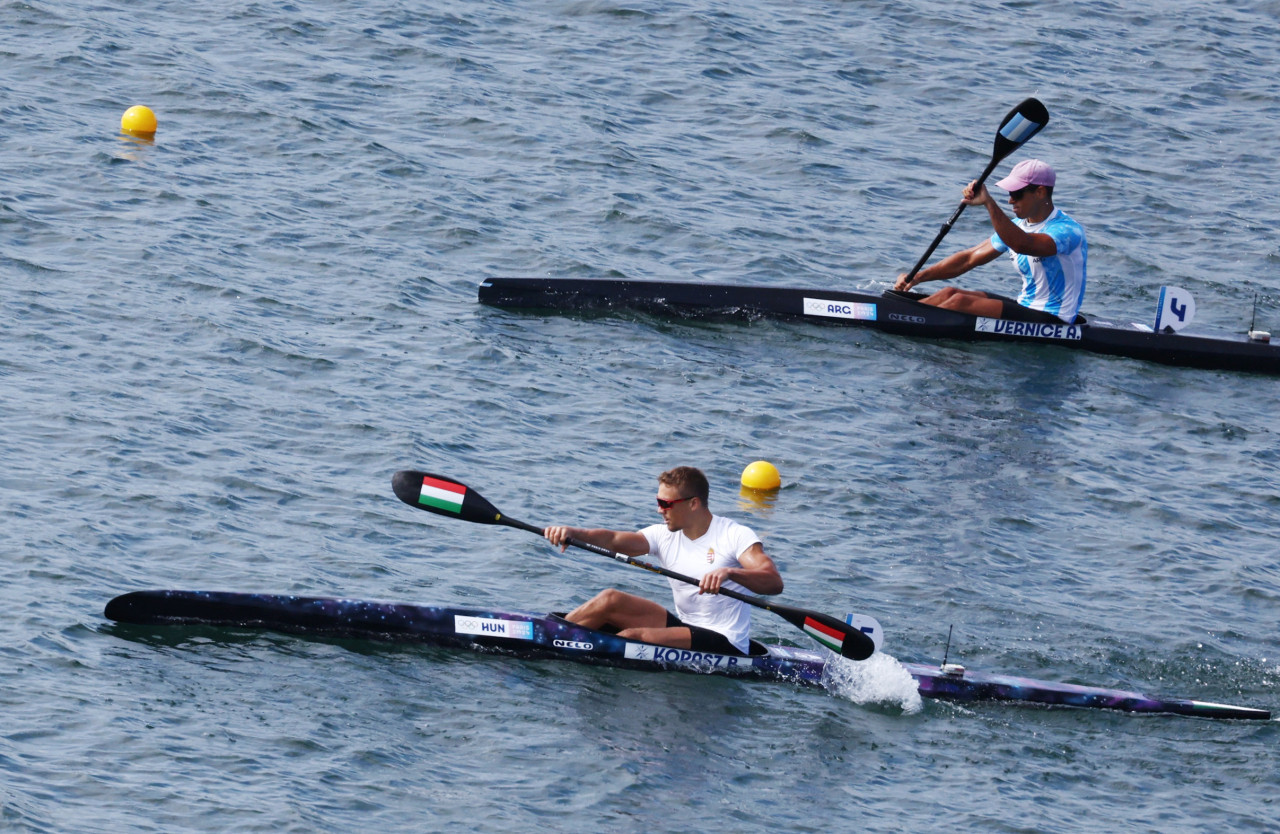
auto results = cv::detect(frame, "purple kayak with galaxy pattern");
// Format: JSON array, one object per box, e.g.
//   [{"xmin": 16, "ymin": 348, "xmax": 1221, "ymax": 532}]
[{"xmin": 104, "ymin": 590, "xmax": 1270, "ymax": 721}]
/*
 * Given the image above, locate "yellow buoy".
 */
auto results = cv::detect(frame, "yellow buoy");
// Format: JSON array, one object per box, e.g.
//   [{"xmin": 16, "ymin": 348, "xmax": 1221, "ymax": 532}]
[
  {"xmin": 121, "ymin": 105, "xmax": 158, "ymax": 136},
  {"xmin": 740, "ymin": 460, "xmax": 781, "ymax": 491}
]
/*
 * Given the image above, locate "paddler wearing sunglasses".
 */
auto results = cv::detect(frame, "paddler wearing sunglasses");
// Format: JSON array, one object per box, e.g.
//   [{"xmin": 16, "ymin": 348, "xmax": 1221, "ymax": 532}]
[
  {"xmin": 894, "ymin": 159, "xmax": 1088, "ymax": 325},
  {"xmin": 543, "ymin": 466, "xmax": 782, "ymax": 656}
]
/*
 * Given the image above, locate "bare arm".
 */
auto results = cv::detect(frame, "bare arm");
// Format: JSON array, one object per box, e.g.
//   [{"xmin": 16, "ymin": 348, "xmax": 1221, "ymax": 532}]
[
  {"xmin": 973, "ymin": 182, "xmax": 1058, "ymax": 258},
  {"xmin": 894, "ymin": 179, "xmax": 1058, "ymax": 290},
  {"xmin": 896, "ymin": 240, "xmax": 1002, "ymax": 290},
  {"xmin": 699, "ymin": 542, "xmax": 784, "ymax": 596},
  {"xmin": 543, "ymin": 525, "xmax": 650, "ymax": 557}
]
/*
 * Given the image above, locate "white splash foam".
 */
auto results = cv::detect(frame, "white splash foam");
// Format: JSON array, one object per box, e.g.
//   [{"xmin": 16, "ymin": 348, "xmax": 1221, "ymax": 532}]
[{"xmin": 821, "ymin": 652, "xmax": 924, "ymax": 713}]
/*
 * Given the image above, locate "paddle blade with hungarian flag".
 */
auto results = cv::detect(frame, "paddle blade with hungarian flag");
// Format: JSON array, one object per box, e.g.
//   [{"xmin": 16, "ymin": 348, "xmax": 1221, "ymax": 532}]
[
  {"xmin": 765, "ymin": 602, "xmax": 875, "ymax": 661},
  {"xmin": 391, "ymin": 469, "xmax": 878, "ymax": 661},
  {"xmin": 392, "ymin": 470, "xmax": 505, "ymax": 525}
]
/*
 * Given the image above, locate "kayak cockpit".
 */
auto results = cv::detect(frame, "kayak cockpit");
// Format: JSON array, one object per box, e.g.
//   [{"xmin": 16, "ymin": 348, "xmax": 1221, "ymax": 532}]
[{"xmin": 548, "ymin": 612, "xmax": 769, "ymax": 657}]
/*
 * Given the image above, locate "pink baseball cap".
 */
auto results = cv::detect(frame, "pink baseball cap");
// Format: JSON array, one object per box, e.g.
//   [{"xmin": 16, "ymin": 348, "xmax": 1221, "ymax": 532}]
[{"xmin": 995, "ymin": 159, "xmax": 1056, "ymax": 191}]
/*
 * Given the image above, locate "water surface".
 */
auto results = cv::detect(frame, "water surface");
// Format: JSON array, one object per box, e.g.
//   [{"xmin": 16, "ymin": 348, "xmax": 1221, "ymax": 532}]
[{"xmin": 3, "ymin": 1, "xmax": 1278, "ymax": 831}]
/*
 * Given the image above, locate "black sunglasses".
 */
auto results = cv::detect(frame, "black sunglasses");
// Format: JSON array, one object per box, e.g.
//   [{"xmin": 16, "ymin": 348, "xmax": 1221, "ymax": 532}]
[
  {"xmin": 656, "ymin": 495, "xmax": 695, "ymax": 510},
  {"xmin": 1009, "ymin": 185, "xmax": 1041, "ymax": 201}
]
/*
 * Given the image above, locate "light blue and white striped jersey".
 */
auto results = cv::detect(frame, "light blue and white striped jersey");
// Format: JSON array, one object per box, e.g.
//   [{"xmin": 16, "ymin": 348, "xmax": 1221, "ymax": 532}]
[{"xmin": 990, "ymin": 208, "xmax": 1087, "ymax": 323}]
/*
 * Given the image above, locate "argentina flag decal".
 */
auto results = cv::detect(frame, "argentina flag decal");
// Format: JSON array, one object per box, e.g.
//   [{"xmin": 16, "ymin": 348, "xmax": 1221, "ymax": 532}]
[{"xmin": 1000, "ymin": 113, "xmax": 1042, "ymax": 143}]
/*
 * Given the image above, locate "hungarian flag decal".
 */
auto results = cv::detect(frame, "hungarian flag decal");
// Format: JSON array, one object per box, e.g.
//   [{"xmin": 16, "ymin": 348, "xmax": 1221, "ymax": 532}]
[
  {"xmin": 802, "ymin": 616, "xmax": 844, "ymax": 653},
  {"xmin": 417, "ymin": 475, "xmax": 466, "ymax": 514}
]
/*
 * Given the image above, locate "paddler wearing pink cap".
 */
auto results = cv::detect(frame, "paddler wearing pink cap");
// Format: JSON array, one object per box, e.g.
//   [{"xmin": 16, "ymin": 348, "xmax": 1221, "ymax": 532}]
[{"xmin": 893, "ymin": 159, "xmax": 1087, "ymax": 324}]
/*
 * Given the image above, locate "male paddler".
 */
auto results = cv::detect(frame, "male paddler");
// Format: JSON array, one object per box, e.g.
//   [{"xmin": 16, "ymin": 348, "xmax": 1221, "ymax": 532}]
[
  {"xmin": 542, "ymin": 466, "xmax": 782, "ymax": 656},
  {"xmin": 894, "ymin": 158, "xmax": 1088, "ymax": 324}
]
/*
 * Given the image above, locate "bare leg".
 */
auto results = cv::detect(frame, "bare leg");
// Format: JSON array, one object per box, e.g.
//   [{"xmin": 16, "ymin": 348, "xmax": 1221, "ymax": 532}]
[
  {"xmin": 617, "ymin": 625, "xmax": 693, "ymax": 649},
  {"xmin": 566, "ymin": 588, "xmax": 693, "ymax": 649},
  {"xmin": 567, "ymin": 588, "xmax": 670, "ymax": 630},
  {"xmin": 921, "ymin": 287, "xmax": 1005, "ymax": 318}
]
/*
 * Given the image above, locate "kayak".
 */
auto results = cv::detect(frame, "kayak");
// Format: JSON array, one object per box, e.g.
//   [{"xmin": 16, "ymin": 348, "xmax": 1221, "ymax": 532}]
[
  {"xmin": 104, "ymin": 590, "xmax": 1271, "ymax": 721},
  {"xmin": 476, "ymin": 278, "xmax": 1280, "ymax": 376}
]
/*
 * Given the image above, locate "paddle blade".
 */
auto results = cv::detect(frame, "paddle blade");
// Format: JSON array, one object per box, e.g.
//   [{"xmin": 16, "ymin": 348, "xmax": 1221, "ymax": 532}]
[
  {"xmin": 902, "ymin": 98, "xmax": 1050, "ymax": 284},
  {"xmin": 993, "ymin": 98, "xmax": 1049, "ymax": 163},
  {"xmin": 769, "ymin": 603, "xmax": 875, "ymax": 660},
  {"xmin": 392, "ymin": 470, "xmax": 505, "ymax": 525}
]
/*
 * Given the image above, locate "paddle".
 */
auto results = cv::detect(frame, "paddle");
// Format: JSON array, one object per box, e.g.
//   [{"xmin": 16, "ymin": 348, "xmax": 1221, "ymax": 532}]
[
  {"xmin": 901, "ymin": 97, "xmax": 1050, "ymax": 285},
  {"xmin": 391, "ymin": 470, "xmax": 877, "ymax": 661}
]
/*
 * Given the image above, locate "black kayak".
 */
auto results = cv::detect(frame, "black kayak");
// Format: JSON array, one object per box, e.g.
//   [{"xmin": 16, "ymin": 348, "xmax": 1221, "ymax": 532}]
[{"xmin": 477, "ymin": 278, "xmax": 1280, "ymax": 376}]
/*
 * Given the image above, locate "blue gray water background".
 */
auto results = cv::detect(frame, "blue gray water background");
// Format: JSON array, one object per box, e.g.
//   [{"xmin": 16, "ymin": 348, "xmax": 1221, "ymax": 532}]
[{"xmin": 3, "ymin": 1, "xmax": 1278, "ymax": 831}]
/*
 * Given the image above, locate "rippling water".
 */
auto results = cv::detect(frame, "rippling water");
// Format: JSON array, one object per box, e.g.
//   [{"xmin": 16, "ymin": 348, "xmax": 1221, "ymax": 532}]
[{"xmin": 4, "ymin": 1, "xmax": 1279, "ymax": 831}]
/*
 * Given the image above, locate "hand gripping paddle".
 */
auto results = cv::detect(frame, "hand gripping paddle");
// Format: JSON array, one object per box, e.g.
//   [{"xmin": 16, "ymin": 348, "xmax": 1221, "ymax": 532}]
[{"xmin": 391, "ymin": 470, "xmax": 878, "ymax": 661}]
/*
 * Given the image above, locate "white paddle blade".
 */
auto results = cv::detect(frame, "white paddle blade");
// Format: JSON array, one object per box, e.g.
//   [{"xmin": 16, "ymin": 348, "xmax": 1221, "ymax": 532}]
[
  {"xmin": 844, "ymin": 613, "xmax": 884, "ymax": 652},
  {"xmin": 1154, "ymin": 286, "xmax": 1196, "ymax": 332}
]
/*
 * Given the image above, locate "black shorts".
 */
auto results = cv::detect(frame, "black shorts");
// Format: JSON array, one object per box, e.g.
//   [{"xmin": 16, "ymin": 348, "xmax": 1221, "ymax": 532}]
[
  {"xmin": 989, "ymin": 293, "xmax": 1076, "ymax": 325},
  {"xmin": 664, "ymin": 611, "xmax": 744, "ymax": 655}
]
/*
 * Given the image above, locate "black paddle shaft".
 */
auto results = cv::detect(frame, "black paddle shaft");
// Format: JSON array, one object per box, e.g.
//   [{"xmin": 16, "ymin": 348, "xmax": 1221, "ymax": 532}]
[
  {"xmin": 903, "ymin": 98, "xmax": 1050, "ymax": 283},
  {"xmin": 390, "ymin": 470, "xmax": 875, "ymax": 660}
]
